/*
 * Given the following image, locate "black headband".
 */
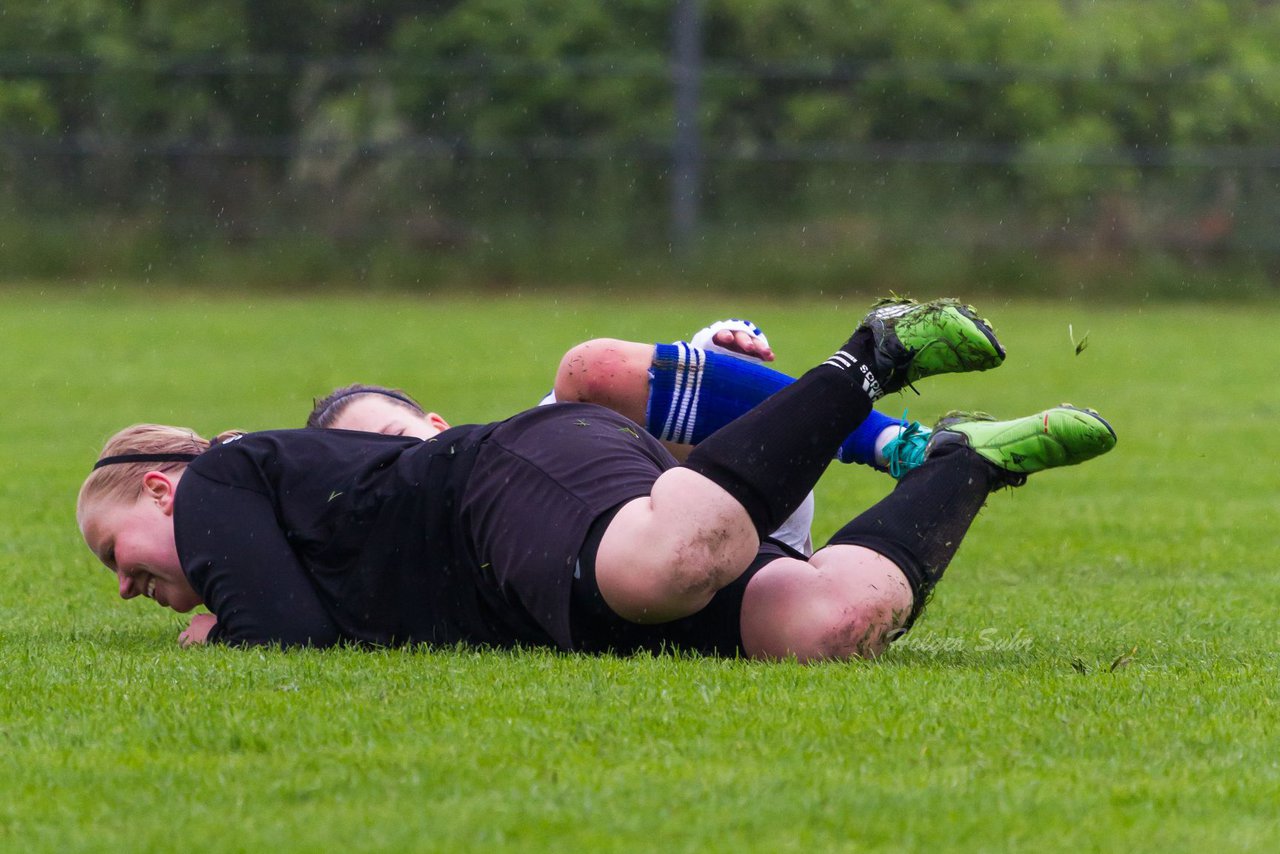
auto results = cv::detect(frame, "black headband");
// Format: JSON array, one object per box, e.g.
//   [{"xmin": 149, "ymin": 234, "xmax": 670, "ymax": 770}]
[
  {"xmin": 316, "ymin": 388, "xmax": 422, "ymax": 421},
  {"xmin": 92, "ymin": 452, "xmax": 199, "ymax": 471}
]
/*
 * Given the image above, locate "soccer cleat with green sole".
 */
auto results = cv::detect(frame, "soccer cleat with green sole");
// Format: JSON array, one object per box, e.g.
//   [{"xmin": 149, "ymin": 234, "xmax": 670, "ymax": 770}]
[
  {"xmin": 926, "ymin": 405, "xmax": 1117, "ymax": 484},
  {"xmin": 860, "ymin": 297, "xmax": 1006, "ymax": 396}
]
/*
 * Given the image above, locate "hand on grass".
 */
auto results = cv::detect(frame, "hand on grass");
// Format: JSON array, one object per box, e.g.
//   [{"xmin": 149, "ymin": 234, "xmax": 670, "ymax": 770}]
[{"xmin": 179, "ymin": 613, "xmax": 217, "ymax": 647}]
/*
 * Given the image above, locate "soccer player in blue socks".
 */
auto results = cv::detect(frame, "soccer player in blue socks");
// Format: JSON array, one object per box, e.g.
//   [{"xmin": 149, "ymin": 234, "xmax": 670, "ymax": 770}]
[
  {"xmin": 548, "ymin": 317, "xmax": 929, "ymax": 475},
  {"xmin": 311, "ymin": 316, "xmax": 929, "ymax": 554}
]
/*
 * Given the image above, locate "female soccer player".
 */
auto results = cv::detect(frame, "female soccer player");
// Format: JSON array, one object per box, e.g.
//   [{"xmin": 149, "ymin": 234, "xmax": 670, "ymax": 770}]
[
  {"xmin": 309, "ymin": 317, "xmax": 930, "ymax": 473},
  {"xmin": 76, "ymin": 298, "xmax": 1116, "ymax": 660}
]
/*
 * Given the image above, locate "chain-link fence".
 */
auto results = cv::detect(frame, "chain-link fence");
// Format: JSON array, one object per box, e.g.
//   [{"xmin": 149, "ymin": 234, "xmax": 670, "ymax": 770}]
[{"xmin": 4, "ymin": 46, "xmax": 1279, "ymax": 293}]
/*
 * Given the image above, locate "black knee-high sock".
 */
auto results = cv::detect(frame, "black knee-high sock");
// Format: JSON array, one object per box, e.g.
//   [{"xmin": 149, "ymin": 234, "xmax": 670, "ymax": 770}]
[
  {"xmin": 824, "ymin": 443, "xmax": 1001, "ymax": 624},
  {"xmin": 683, "ymin": 329, "xmax": 879, "ymax": 536}
]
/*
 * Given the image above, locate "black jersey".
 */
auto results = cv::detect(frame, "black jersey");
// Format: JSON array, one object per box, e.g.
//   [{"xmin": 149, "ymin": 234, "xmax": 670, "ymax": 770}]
[{"xmin": 173, "ymin": 404, "xmax": 676, "ymax": 649}]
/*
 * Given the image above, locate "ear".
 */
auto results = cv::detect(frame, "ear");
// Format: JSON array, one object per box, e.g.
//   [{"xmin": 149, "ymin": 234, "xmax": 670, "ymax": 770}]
[
  {"xmin": 427, "ymin": 412, "xmax": 450, "ymax": 432},
  {"xmin": 142, "ymin": 471, "xmax": 178, "ymax": 516}
]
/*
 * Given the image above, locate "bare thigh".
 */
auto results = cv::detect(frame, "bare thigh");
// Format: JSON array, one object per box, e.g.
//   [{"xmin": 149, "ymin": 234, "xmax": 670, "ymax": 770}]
[
  {"xmin": 739, "ymin": 545, "xmax": 913, "ymax": 662},
  {"xmin": 594, "ymin": 468, "xmax": 759, "ymax": 624}
]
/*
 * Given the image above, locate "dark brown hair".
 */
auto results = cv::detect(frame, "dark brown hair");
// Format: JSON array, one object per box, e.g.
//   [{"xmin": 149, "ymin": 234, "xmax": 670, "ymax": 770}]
[{"xmin": 306, "ymin": 384, "xmax": 425, "ymax": 429}]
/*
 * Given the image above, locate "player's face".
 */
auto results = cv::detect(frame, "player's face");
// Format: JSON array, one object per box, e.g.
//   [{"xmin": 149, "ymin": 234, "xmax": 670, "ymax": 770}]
[
  {"xmin": 81, "ymin": 489, "xmax": 201, "ymax": 613},
  {"xmin": 329, "ymin": 396, "xmax": 448, "ymax": 440}
]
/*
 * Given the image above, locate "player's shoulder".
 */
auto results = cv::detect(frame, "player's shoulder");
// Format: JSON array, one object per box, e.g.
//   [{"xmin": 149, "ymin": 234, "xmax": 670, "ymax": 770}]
[{"xmin": 191, "ymin": 428, "xmax": 400, "ymax": 477}]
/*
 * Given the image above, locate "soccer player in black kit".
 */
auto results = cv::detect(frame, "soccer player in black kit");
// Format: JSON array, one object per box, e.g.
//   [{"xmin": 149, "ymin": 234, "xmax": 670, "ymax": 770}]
[{"xmin": 76, "ymin": 298, "xmax": 1116, "ymax": 660}]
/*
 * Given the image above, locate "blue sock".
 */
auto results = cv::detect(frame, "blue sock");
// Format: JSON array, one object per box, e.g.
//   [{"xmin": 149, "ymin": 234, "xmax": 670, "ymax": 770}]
[
  {"xmin": 648, "ymin": 343, "xmax": 791, "ymax": 445},
  {"xmin": 648, "ymin": 343, "xmax": 893, "ymax": 467},
  {"xmin": 836, "ymin": 409, "xmax": 901, "ymax": 467}
]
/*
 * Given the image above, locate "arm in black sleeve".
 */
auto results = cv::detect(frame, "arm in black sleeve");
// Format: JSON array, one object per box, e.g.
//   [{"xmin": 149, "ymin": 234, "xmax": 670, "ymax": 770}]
[{"xmin": 180, "ymin": 476, "xmax": 340, "ymax": 648}]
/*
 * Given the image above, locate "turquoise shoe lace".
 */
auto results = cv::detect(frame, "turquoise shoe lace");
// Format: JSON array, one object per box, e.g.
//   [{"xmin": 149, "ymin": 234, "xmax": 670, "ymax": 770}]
[{"xmin": 882, "ymin": 418, "xmax": 929, "ymax": 479}]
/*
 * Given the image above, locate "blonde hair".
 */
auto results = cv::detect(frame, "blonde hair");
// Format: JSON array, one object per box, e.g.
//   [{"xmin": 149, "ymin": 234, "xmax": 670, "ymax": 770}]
[{"xmin": 76, "ymin": 424, "xmax": 242, "ymax": 526}]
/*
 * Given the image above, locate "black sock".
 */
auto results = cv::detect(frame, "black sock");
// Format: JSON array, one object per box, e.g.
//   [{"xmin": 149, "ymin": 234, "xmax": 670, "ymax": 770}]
[
  {"xmin": 682, "ymin": 329, "xmax": 878, "ymax": 537},
  {"xmin": 823, "ymin": 443, "xmax": 1000, "ymax": 625}
]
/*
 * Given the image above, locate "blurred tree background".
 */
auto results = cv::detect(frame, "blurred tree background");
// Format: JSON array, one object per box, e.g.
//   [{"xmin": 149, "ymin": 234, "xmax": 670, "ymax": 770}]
[{"xmin": 2, "ymin": 0, "xmax": 1279, "ymax": 296}]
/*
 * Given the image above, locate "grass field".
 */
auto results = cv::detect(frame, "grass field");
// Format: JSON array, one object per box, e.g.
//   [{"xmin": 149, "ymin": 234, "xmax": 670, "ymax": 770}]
[{"xmin": 2, "ymin": 287, "xmax": 1278, "ymax": 852}]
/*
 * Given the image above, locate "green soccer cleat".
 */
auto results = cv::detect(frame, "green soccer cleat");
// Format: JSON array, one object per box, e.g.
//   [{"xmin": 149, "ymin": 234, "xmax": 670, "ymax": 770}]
[
  {"xmin": 926, "ymin": 405, "xmax": 1117, "ymax": 484},
  {"xmin": 861, "ymin": 297, "xmax": 1006, "ymax": 395}
]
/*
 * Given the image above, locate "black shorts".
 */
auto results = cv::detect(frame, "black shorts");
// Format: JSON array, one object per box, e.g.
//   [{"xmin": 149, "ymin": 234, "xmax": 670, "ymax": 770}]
[
  {"xmin": 460, "ymin": 403, "xmax": 680, "ymax": 650},
  {"xmin": 568, "ymin": 504, "xmax": 802, "ymax": 656}
]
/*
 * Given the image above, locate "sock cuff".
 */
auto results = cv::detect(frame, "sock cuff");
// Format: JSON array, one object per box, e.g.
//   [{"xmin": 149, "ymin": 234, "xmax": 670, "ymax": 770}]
[
  {"xmin": 648, "ymin": 342, "xmax": 704, "ymax": 444},
  {"xmin": 837, "ymin": 408, "xmax": 901, "ymax": 466},
  {"xmin": 823, "ymin": 527, "xmax": 930, "ymax": 619},
  {"xmin": 682, "ymin": 452, "xmax": 775, "ymax": 537},
  {"xmin": 648, "ymin": 343, "xmax": 794, "ymax": 446}
]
